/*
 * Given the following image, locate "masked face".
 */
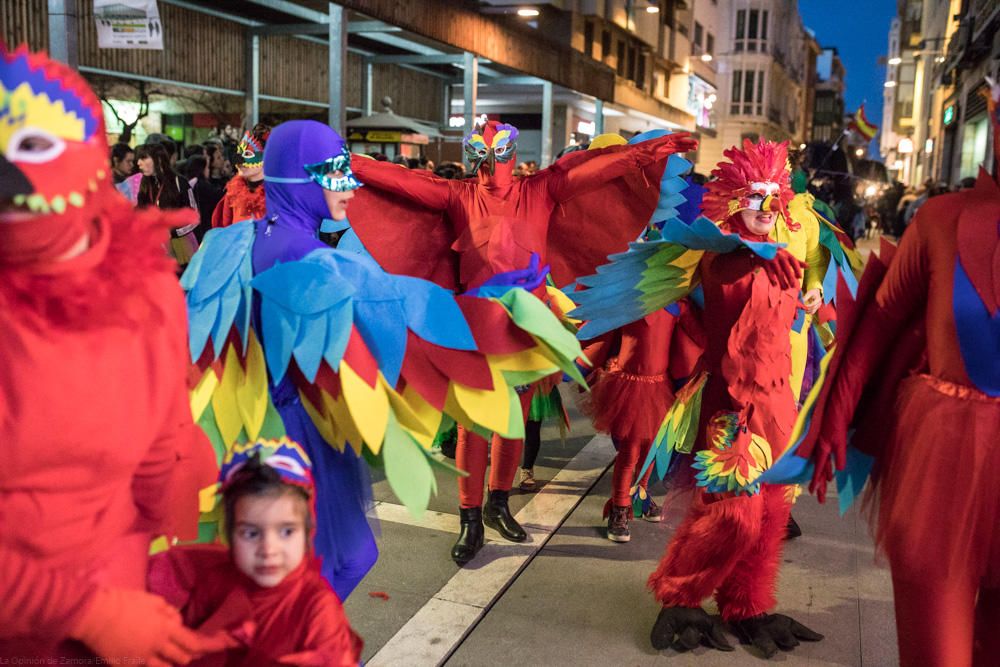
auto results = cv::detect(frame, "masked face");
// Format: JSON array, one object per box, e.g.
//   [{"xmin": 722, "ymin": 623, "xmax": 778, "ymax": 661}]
[
  {"xmin": 235, "ymin": 129, "xmax": 266, "ymax": 181},
  {"xmin": 463, "ymin": 121, "xmax": 518, "ymax": 177},
  {"xmin": 1, "ymin": 46, "xmax": 107, "ymax": 223}
]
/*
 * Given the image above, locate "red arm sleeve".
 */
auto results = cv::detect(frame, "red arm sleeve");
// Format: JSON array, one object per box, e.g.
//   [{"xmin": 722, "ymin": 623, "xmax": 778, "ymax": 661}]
[
  {"xmin": 544, "ymin": 135, "xmax": 695, "ymax": 203},
  {"xmin": 133, "ymin": 277, "xmax": 216, "ymax": 541},
  {"xmin": 814, "ymin": 218, "xmax": 929, "ymax": 478},
  {"xmin": 211, "ymin": 196, "xmax": 232, "ymax": 229},
  {"xmin": 350, "ymin": 156, "xmax": 451, "ymax": 211},
  {"xmin": 0, "ymin": 543, "xmax": 98, "ymax": 639}
]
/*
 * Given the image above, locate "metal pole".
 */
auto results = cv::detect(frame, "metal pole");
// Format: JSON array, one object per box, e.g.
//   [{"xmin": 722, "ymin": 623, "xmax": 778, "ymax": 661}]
[
  {"xmin": 442, "ymin": 83, "xmax": 452, "ymax": 126},
  {"xmin": 595, "ymin": 99, "xmax": 605, "ymax": 135},
  {"xmin": 246, "ymin": 33, "xmax": 260, "ymax": 126},
  {"xmin": 328, "ymin": 3, "xmax": 346, "ymax": 130},
  {"xmin": 47, "ymin": 0, "xmax": 78, "ymax": 68},
  {"xmin": 364, "ymin": 57, "xmax": 374, "ymax": 115},
  {"xmin": 541, "ymin": 80, "xmax": 553, "ymax": 166},
  {"xmin": 463, "ymin": 51, "xmax": 478, "ymax": 135}
]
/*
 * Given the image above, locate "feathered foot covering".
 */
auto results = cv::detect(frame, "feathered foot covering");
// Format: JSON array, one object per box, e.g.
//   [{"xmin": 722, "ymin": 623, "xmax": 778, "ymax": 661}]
[{"xmin": 648, "ymin": 485, "xmax": 791, "ymax": 621}]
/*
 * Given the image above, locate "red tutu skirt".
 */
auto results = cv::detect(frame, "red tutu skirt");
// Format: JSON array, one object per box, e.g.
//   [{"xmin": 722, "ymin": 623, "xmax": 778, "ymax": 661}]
[
  {"xmin": 579, "ymin": 368, "xmax": 674, "ymax": 444},
  {"xmin": 871, "ymin": 373, "xmax": 1000, "ymax": 586}
]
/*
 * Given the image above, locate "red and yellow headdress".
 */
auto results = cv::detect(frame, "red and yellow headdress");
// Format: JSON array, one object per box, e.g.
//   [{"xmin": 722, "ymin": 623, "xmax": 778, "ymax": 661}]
[{"xmin": 701, "ymin": 138, "xmax": 797, "ymax": 230}]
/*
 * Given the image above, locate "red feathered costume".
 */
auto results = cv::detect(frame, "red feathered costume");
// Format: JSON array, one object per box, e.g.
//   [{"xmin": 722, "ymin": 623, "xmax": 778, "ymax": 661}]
[
  {"xmin": 150, "ymin": 547, "xmax": 361, "ymax": 666},
  {"xmin": 802, "ymin": 121, "xmax": 1000, "ymax": 664},
  {"xmin": 582, "ymin": 303, "xmax": 704, "ymax": 537},
  {"xmin": 644, "ymin": 140, "xmax": 823, "ymax": 655},
  {"xmin": 0, "ymin": 45, "xmax": 219, "ymax": 663},
  {"xmin": 211, "ymin": 175, "xmax": 267, "ymax": 229},
  {"xmin": 347, "ymin": 120, "xmax": 696, "ymax": 562}
]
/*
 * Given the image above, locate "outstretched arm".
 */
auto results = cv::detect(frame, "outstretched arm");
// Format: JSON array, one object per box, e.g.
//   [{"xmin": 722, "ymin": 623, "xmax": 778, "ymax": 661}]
[
  {"xmin": 350, "ymin": 155, "xmax": 451, "ymax": 211},
  {"xmin": 544, "ymin": 134, "xmax": 697, "ymax": 203}
]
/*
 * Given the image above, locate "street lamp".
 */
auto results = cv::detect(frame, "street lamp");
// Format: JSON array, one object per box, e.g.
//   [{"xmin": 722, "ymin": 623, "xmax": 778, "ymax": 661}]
[
  {"xmin": 884, "ymin": 81, "xmax": 897, "ymax": 88},
  {"xmin": 517, "ymin": 7, "xmax": 540, "ymax": 17},
  {"xmin": 898, "ymin": 138, "xmax": 914, "ymax": 154},
  {"xmin": 700, "ymin": 53, "xmax": 712, "ymax": 62},
  {"xmin": 888, "ymin": 57, "xmax": 902, "ymax": 65},
  {"xmin": 855, "ymin": 148, "xmax": 865, "ymax": 157}
]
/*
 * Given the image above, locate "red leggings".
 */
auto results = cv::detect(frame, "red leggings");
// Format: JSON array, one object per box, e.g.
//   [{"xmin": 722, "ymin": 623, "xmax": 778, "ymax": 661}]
[
  {"xmin": 648, "ymin": 484, "xmax": 792, "ymax": 621},
  {"xmin": 611, "ymin": 437, "xmax": 654, "ymax": 507},
  {"xmin": 457, "ymin": 391, "xmax": 532, "ymax": 508},
  {"xmin": 891, "ymin": 571, "xmax": 1000, "ymax": 667}
]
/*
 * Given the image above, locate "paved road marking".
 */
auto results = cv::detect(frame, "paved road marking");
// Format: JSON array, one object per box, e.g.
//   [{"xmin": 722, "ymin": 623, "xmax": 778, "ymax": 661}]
[{"xmin": 366, "ymin": 434, "xmax": 615, "ymax": 667}]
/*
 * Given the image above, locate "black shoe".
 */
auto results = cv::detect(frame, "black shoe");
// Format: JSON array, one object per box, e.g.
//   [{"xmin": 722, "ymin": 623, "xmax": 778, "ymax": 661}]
[
  {"xmin": 483, "ymin": 489, "xmax": 527, "ymax": 542},
  {"xmin": 451, "ymin": 506, "xmax": 484, "ymax": 565},
  {"xmin": 786, "ymin": 514, "xmax": 802, "ymax": 540},
  {"xmin": 607, "ymin": 504, "xmax": 631, "ymax": 543},
  {"xmin": 733, "ymin": 613, "xmax": 824, "ymax": 658}
]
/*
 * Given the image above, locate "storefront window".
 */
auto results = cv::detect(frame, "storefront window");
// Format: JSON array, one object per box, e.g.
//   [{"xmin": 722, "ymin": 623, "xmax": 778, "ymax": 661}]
[{"xmin": 959, "ymin": 115, "xmax": 988, "ymax": 179}]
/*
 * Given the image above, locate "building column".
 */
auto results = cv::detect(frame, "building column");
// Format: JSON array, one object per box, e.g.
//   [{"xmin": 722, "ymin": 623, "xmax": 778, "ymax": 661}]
[
  {"xmin": 245, "ymin": 32, "xmax": 260, "ymax": 127},
  {"xmin": 595, "ymin": 99, "xmax": 605, "ymax": 134},
  {"xmin": 463, "ymin": 51, "xmax": 479, "ymax": 134},
  {"xmin": 47, "ymin": 0, "xmax": 79, "ymax": 68},
  {"xmin": 541, "ymin": 80, "xmax": 553, "ymax": 166},
  {"xmin": 364, "ymin": 57, "xmax": 374, "ymax": 115},
  {"xmin": 328, "ymin": 2, "xmax": 346, "ymax": 130}
]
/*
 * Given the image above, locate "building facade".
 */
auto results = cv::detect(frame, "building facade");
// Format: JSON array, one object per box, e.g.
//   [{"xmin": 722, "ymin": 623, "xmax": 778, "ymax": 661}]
[
  {"xmin": 698, "ymin": 0, "xmax": 818, "ymax": 170},
  {"xmin": 882, "ymin": 0, "xmax": 1000, "ymax": 187},
  {"xmin": 813, "ymin": 47, "xmax": 846, "ymax": 142}
]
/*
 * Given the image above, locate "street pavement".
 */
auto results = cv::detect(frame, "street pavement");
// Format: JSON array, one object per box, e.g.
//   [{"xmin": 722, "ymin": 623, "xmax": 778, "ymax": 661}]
[{"xmin": 344, "ymin": 383, "xmax": 898, "ymax": 666}]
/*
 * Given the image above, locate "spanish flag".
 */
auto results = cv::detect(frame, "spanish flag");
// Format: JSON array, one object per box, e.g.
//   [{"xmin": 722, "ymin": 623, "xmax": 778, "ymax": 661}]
[{"xmin": 848, "ymin": 104, "xmax": 878, "ymax": 141}]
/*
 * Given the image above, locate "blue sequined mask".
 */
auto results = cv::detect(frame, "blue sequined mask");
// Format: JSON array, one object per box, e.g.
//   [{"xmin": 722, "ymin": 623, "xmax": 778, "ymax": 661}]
[{"xmin": 303, "ymin": 146, "xmax": 362, "ymax": 192}]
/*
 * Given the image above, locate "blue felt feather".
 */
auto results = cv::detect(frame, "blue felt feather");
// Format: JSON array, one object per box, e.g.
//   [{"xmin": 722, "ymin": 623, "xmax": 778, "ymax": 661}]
[
  {"xmin": 659, "ymin": 217, "xmax": 784, "ymax": 258},
  {"xmin": 182, "ymin": 221, "xmax": 256, "ymax": 361},
  {"xmin": 953, "ymin": 260, "xmax": 1000, "ymax": 396},
  {"xmin": 393, "ymin": 275, "xmax": 477, "ymax": 351}
]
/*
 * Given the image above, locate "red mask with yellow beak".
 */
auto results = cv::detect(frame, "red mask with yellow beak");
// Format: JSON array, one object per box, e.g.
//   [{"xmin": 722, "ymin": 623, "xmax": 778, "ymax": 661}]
[
  {"xmin": 701, "ymin": 138, "xmax": 797, "ymax": 235},
  {"xmin": 463, "ymin": 119, "xmax": 518, "ymax": 189},
  {"xmin": 0, "ymin": 44, "xmax": 110, "ymax": 269}
]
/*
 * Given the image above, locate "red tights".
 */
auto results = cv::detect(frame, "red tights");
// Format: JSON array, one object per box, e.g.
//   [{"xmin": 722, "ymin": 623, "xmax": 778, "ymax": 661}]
[
  {"xmin": 611, "ymin": 438, "xmax": 654, "ymax": 507},
  {"xmin": 457, "ymin": 391, "xmax": 532, "ymax": 508},
  {"xmin": 891, "ymin": 571, "xmax": 1000, "ymax": 667},
  {"xmin": 648, "ymin": 484, "xmax": 792, "ymax": 621}
]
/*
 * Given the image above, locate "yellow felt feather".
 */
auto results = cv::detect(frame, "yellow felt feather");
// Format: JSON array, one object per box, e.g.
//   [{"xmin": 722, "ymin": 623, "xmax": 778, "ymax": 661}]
[
  {"xmin": 339, "ymin": 363, "xmax": 389, "ymax": 454},
  {"xmin": 211, "ymin": 344, "xmax": 245, "ymax": 448}
]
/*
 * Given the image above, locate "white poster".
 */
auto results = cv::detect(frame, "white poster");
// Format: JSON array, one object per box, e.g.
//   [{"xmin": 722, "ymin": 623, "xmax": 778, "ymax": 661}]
[{"xmin": 94, "ymin": 0, "xmax": 164, "ymax": 50}]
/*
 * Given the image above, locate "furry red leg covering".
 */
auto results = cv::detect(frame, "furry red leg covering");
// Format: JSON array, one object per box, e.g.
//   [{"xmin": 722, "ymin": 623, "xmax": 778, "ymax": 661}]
[
  {"xmin": 891, "ymin": 569, "xmax": 977, "ymax": 667},
  {"xmin": 714, "ymin": 484, "xmax": 792, "ymax": 621},
  {"xmin": 457, "ymin": 391, "xmax": 531, "ymax": 507},
  {"xmin": 648, "ymin": 490, "xmax": 763, "ymax": 608}
]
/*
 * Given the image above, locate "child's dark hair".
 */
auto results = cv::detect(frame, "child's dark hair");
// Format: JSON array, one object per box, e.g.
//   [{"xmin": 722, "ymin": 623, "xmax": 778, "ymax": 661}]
[{"xmin": 222, "ymin": 454, "xmax": 312, "ymax": 544}]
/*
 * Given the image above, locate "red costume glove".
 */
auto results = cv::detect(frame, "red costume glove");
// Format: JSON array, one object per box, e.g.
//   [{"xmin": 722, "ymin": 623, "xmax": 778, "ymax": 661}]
[
  {"xmin": 760, "ymin": 248, "xmax": 806, "ymax": 291},
  {"xmin": 70, "ymin": 587, "xmax": 236, "ymax": 666}
]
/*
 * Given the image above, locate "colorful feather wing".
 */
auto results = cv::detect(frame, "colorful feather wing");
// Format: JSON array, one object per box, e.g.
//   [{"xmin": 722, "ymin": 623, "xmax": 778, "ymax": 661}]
[
  {"xmin": 251, "ymin": 248, "xmax": 586, "ymax": 513},
  {"xmin": 572, "ymin": 217, "xmax": 783, "ymax": 339}
]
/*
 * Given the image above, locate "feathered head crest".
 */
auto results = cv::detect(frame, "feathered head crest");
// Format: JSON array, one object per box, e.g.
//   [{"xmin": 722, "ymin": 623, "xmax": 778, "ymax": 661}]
[
  {"xmin": 235, "ymin": 124, "xmax": 269, "ymax": 167},
  {"xmin": 0, "ymin": 42, "xmax": 109, "ymax": 209},
  {"xmin": 701, "ymin": 138, "xmax": 796, "ymax": 230}
]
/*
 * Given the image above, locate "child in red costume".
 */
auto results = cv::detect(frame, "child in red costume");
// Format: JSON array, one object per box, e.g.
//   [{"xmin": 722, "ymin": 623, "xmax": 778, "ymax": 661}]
[
  {"xmin": 347, "ymin": 119, "xmax": 696, "ymax": 564},
  {"xmin": 211, "ymin": 124, "xmax": 269, "ymax": 229},
  {"xmin": 0, "ymin": 44, "xmax": 223, "ymax": 664},
  {"xmin": 582, "ymin": 303, "xmax": 705, "ymax": 542},
  {"xmin": 149, "ymin": 440, "xmax": 362, "ymax": 666},
  {"xmin": 800, "ymin": 82, "xmax": 1000, "ymax": 667}
]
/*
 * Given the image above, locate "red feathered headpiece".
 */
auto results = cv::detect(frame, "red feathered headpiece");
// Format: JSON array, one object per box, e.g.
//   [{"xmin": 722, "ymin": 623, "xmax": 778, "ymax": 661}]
[{"xmin": 701, "ymin": 138, "xmax": 797, "ymax": 230}]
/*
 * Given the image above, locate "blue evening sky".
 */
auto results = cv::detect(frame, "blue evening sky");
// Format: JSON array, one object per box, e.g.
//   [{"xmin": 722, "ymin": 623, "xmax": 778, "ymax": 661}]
[{"xmin": 799, "ymin": 1, "xmax": 898, "ymax": 137}]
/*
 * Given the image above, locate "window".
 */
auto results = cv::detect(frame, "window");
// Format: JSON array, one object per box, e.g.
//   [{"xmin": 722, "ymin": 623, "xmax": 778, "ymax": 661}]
[
  {"xmin": 694, "ymin": 22, "xmax": 704, "ymax": 49},
  {"xmin": 584, "ymin": 21, "xmax": 594, "ymax": 58},
  {"xmin": 706, "ymin": 33, "xmax": 714, "ymax": 55},
  {"xmin": 730, "ymin": 69, "xmax": 765, "ymax": 116},
  {"xmin": 601, "ymin": 30, "xmax": 611, "ymax": 61},
  {"xmin": 617, "ymin": 40, "xmax": 626, "ymax": 76},
  {"xmin": 735, "ymin": 8, "xmax": 768, "ymax": 54}
]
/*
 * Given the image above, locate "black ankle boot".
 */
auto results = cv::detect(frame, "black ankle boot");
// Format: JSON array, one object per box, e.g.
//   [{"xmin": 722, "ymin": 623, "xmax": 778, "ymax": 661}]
[
  {"xmin": 483, "ymin": 489, "xmax": 527, "ymax": 542},
  {"xmin": 451, "ymin": 506, "xmax": 484, "ymax": 565}
]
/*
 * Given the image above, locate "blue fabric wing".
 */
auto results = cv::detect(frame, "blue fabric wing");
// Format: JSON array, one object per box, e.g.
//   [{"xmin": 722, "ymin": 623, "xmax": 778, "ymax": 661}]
[
  {"xmin": 182, "ymin": 221, "xmax": 255, "ymax": 362},
  {"xmin": 251, "ymin": 259, "xmax": 356, "ymax": 384}
]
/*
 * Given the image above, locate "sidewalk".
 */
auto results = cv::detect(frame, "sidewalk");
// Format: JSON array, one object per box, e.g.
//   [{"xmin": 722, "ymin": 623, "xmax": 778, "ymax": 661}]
[{"xmin": 344, "ymin": 393, "xmax": 899, "ymax": 666}]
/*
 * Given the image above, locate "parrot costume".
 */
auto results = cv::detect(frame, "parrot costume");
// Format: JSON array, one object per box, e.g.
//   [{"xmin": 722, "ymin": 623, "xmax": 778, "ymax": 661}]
[
  {"xmin": 211, "ymin": 126, "xmax": 268, "ymax": 230},
  {"xmin": 0, "ymin": 44, "xmax": 222, "ymax": 663},
  {"xmin": 183, "ymin": 120, "xmax": 585, "ymax": 595},
  {"xmin": 346, "ymin": 119, "xmax": 696, "ymax": 564},
  {"xmin": 572, "ymin": 139, "xmax": 828, "ymax": 656},
  {"xmin": 149, "ymin": 439, "xmax": 363, "ymax": 666},
  {"xmin": 791, "ymin": 80, "xmax": 1000, "ymax": 667}
]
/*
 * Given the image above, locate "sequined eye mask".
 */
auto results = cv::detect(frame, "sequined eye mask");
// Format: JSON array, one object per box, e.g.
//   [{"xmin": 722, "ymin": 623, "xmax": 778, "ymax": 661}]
[{"xmin": 303, "ymin": 147, "xmax": 362, "ymax": 192}]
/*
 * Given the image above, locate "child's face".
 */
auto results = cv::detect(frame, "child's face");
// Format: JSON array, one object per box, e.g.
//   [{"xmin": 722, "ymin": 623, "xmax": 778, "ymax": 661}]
[{"xmin": 231, "ymin": 492, "xmax": 308, "ymax": 588}]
